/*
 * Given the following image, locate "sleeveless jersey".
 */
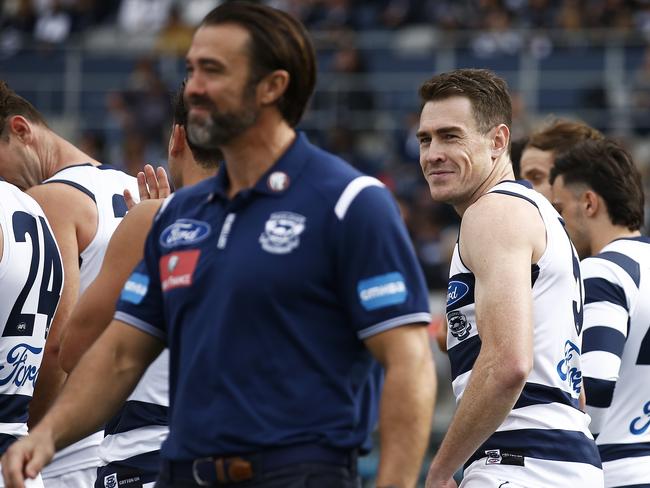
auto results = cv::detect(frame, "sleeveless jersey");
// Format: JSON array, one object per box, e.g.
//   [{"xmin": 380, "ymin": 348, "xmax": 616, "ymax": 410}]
[
  {"xmin": 40, "ymin": 164, "xmax": 138, "ymax": 478},
  {"xmin": 581, "ymin": 237, "xmax": 650, "ymax": 487},
  {"xmin": 446, "ymin": 181, "xmax": 601, "ymax": 483},
  {"xmin": 0, "ymin": 181, "xmax": 63, "ymax": 454}
]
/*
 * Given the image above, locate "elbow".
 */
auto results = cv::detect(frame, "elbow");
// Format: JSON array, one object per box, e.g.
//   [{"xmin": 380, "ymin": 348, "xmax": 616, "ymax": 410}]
[{"xmin": 494, "ymin": 356, "xmax": 532, "ymax": 391}]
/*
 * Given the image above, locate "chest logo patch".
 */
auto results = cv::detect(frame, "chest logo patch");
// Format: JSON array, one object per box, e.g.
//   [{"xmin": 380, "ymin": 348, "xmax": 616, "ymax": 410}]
[
  {"xmin": 160, "ymin": 219, "xmax": 211, "ymax": 248},
  {"xmin": 160, "ymin": 249, "xmax": 201, "ymax": 292},
  {"xmin": 259, "ymin": 212, "xmax": 306, "ymax": 254}
]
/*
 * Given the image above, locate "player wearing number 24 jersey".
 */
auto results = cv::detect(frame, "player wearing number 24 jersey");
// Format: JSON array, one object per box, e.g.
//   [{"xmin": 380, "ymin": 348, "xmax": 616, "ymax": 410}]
[
  {"xmin": 0, "ymin": 81, "xmax": 138, "ymax": 488},
  {"xmin": 551, "ymin": 138, "xmax": 650, "ymax": 488},
  {"xmin": 0, "ymin": 180, "xmax": 63, "ymax": 487}
]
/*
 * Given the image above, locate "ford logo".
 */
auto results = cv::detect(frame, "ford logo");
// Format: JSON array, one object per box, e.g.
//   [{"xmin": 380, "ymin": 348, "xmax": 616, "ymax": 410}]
[
  {"xmin": 160, "ymin": 219, "xmax": 211, "ymax": 248},
  {"xmin": 447, "ymin": 280, "xmax": 469, "ymax": 307}
]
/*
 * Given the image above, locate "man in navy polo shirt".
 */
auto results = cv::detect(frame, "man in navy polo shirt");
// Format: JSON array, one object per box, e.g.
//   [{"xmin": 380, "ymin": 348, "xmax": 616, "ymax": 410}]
[{"xmin": 1, "ymin": 4, "xmax": 436, "ymax": 488}]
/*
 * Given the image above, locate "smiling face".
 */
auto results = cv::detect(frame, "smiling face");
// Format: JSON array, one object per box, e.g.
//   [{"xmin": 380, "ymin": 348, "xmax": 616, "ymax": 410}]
[
  {"xmin": 417, "ymin": 96, "xmax": 496, "ymax": 206},
  {"xmin": 184, "ymin": 23, "xmax": 260, "ymax": 149}
]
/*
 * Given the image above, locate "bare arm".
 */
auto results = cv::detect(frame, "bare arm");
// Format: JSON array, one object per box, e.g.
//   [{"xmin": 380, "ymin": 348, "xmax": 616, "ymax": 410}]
[
  {"xmin": 59, "ymin": 199, "xmax": 162, "ymax": 373},
  {"xmin": 1, "ymin": 321, "xmax": 163, "ymax": 488},
  {"xmin": 365, "ymin": 324, "xmax": 436, "ymax": 488},
  {"xmin": 426, "ymin": 195, "xmax": 544, "ymax": 487},
  {"xmin": 25, "ymin": 184, "xmax": 96, "ymax": 426}
]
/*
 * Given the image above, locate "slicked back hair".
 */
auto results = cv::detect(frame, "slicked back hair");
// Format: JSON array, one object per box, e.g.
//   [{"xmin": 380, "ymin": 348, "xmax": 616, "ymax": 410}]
[
  {"xmin": 551, "ymin": 138, "xmax": 644, "ymax": 231},
  {"xmin": 201, "ymin": 1, "xmax": 316, "ymax": 127}
]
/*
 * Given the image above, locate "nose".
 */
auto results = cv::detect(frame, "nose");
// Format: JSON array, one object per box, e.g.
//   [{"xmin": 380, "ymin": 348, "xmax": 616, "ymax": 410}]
[
  {"xmin": 420, "ymin": 141, "xmax": 446, "ymax": 169},
  {"xmin": 184, "ymin": 71, "xmax": 206, "ymax": 100}
]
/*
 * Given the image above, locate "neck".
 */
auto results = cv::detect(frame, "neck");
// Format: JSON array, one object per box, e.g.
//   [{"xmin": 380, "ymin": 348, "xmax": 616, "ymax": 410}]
[
  {"xmin": 454, "ymin": 155, "xmax": 514, "ymax": 216},
  {"xmin": 591, "ymin": 224, "xmax": 642, "ymax": 256},
  {"xmin": 219, "ymin": 113, "xmax": 295, "ymax": 198},
  {"xmin": 40, "ymin": 132, "xmax": 101, "ymax": 179},
  {"xmin": 184, "ymin": 164, "xmax": 218, "ymax": 187}
]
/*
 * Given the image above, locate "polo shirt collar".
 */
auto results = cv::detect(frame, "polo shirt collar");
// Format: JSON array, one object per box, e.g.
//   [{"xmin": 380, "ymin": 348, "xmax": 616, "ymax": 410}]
[{"xmin": 211, "ymin": 132, "xmax": 311, "ymax": 200}]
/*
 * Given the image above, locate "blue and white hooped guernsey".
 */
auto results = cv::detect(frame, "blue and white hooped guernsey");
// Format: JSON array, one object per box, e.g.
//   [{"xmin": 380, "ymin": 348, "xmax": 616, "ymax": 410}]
[
  {"xmin": 581, "ymin": 236, "xmax": 650, "ymax": 488},
  {"xmin": 446, "ymin": 180, "xmax": 602, "ymax": 486},
  {"xmin": 114, "ymin": 132, "xmax": 431, "ymax": 461},
  {"xmin": 0, "ymin": 181, "xmax": 64, "ymax": 488},
  {"xmin": 40, "ymin": 164, "xmax": 141, "ymax": 480}
]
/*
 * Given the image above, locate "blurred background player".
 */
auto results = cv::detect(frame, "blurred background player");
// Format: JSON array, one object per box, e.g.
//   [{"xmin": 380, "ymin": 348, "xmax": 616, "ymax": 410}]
[
  {"xmin": 58, "ymin": 85, "xmax": 218, "ymax": 488},
  {"xmin": 0, "ymin": 179, "xmax": 63, "ymax": 488},
  {"xmin": 2, "ymin": 3, "xmax": 436, "ymax": 488},
  {"xmin": 550, "ymin": 138, "xmax": 650, "ymax": 488},
  {"xmin": 519, "ymin": 119, "xmax": 604, "ymax": 199},
  {"xmin": 417, "ymin": 69, "xmax": 602, "ymax": 487},
  {"xmin": 0, "ymin": 81, "xmax": 138, "ymax": 488}
]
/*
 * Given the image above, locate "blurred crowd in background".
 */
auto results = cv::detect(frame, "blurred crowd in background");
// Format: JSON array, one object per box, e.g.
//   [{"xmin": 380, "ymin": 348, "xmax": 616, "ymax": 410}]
[{"xmin": 4, "ymin": 0, "xmax": 650, "ymax": 291}]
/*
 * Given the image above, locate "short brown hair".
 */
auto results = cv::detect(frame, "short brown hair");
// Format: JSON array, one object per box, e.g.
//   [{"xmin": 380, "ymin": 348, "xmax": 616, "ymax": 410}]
[
  {"xmin": 201, "ymin": 2, "xmax": 316, "ymax": 127},
  {"xmin": 418, "ymin": 69, "xmax": 512, "ymax": 134},
  {"xmin": 550, "ymin": 138, "xmax": 644, "ymax": 231},
  {"xmin": 0, "ymin": 81, "xmax": 48, "ymax": 139},
  {"xmin": 526, "ymin": 119, "xmax": 603, "ymax": 154}
]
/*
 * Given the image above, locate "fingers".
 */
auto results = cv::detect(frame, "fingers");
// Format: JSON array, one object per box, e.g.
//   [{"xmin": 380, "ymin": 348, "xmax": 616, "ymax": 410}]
[
  {"xmin": 155, "ymin": 166, "xmax": 171, "ymax": 199},
  {"xmin": 134, "ymin": 164, "xmax": 171, "ymax": 203},
  {"xmin": 123, "ymin": 189, "xmax": 136, "ymax": 211},
  {"xmin": 1, "ymin": 437, "xmax": 47, "ymax": 488},
  {"xmin": 137, "ymin": 167, "xmax": 150, "ymax": 201}
]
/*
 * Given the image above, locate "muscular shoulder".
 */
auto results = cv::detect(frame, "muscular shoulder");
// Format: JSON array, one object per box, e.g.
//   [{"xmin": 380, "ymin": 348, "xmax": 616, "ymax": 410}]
[
  {"xmin": 27, "ymin": 182, "xmax": 96, "ymax": 227},
  {"xmin": 460, "ymin": 192, "xmax": 546, "ymax": 269}
]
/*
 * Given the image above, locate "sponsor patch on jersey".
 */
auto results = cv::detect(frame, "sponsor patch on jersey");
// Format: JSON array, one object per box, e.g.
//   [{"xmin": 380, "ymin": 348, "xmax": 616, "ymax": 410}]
[
  {"xmin": 159, "ymin": 219, "xmax": 211, "ymax": 248},
  {"xmin": 160, "ymin": 249, "xmax": 201, "ymax": 292},
  {"xmin": 259, "ymin": 212, "xmax": 306, "ymax": 254},
  {"xmin": 630, "ymin": 400, "xmax": 650, "ymax": 435},
  {"xmin": 485, "ymin": 449, "xmax": 525, "ymax": 467},
  {"xmin": 120, "ymin": 272, "xmax": 150, "ymax": 304},
  {"xmin": 447, "ymin": 280, "xmax": 469, "ymax": 307},
  {"xmin": 357, "ymin": 272, "xmax": 408, "ymax": 311},
  {"xmin": 556, "ymin": 340, "xmax": 582, "ymax": 394},
  {"xmin": 104, "ymin": 473, "xmax": 118, "ymax": 488},
  {"xmin": 447, "ymin": 310, "xmax": 472, "ymax": 340}
]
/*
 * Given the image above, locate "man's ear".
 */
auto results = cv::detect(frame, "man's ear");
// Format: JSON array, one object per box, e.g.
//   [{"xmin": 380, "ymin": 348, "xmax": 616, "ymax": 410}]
[
  {"xmin": 169, "ymin": 124, "xmax": 186, "ymax": 156},
  {"xmin": 257, "ymin": 69, "xmax": 290, "ymax": 106},
  {"xmin": 8, "ymin": 115, "xmax": 34, "ymax": 143},
  {"xmin": 491, "ymin": 123, "xmax": 510, "ymax": 160},
  {"xmin": 583, "ymin": 189, "xmax": 600, "ymax": 218}
]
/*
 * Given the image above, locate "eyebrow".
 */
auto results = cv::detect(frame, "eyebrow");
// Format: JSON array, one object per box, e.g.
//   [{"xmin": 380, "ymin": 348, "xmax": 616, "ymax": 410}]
[
  {"xmin": 416, "ymin": 126, "xmax": 463, "ymax": 140},
  {"xmin": 185, "ymin": 57, "xmax": 226, "ymax": 70}
]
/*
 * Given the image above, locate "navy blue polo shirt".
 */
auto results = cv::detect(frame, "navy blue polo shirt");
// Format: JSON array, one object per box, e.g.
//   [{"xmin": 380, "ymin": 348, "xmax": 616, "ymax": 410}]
[{"xmin": 115, "ymin": 133, "xmax": 430, "ymax": 461}]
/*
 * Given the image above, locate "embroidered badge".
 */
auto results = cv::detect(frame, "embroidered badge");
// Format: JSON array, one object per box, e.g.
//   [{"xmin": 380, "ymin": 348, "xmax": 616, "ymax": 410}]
[{"xmin": 259, "ymin": 212, "xmax": 306, "ymax": 254}]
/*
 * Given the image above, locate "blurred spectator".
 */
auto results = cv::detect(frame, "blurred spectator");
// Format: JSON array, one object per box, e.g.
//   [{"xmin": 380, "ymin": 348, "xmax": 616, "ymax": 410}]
[
  {"xmin": 631, "ymin": 46, "xmax": 650, "ymax": 135},
  {"xmin": 471, "ymin": 5, "xmax": 523, "ymax": 57},
  {"xmin": 178, "ymin": 0, "xmax": 221, "ymax": 26},
  {"xmin": 155, "ymin": 5, "xmax": 194, "ymax": 56},
  {"xmin": 118, "ymin": 0, "xmax": 172, "ymax": 33},
  {"xmin": 0, "ymin": 0, "xmax": 35, "ymax": 57},
  {"xmin": 33, "ymin": 0, "xmax": 71, "ymax": 45}
]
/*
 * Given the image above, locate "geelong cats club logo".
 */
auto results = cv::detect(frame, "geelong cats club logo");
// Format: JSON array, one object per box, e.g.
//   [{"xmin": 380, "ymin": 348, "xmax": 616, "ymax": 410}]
[{"xmin": 259, "ymin": 212, "xmax": 306, "ymax": 254}]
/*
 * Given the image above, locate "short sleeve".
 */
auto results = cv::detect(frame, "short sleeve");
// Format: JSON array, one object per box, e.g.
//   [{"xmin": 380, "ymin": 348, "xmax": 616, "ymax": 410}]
[
  {"xmin": 114, "ymin": 215, "xmax": 166, "ymax": 342},
  {"xmin": 334, "ymin": 182, "xmax": 431, "ymax": 340}
]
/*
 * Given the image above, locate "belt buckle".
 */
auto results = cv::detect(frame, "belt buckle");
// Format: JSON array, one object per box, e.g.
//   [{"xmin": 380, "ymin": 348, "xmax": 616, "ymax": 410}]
[{"xmin": 192, "ymin": 457, "xmax": 215, "ymax": 486}]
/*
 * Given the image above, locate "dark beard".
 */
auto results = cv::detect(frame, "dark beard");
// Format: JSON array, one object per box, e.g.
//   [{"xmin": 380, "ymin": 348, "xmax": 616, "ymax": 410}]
[{"xmin": 186, "ymin": 93, "xmax": 258, "ymax": 150}]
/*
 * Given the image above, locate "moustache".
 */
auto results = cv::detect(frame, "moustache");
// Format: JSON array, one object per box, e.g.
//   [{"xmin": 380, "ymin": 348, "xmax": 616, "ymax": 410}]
[{"xmin": 185, "ymin": 95, "xmax": 216, "ymax": 111}]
